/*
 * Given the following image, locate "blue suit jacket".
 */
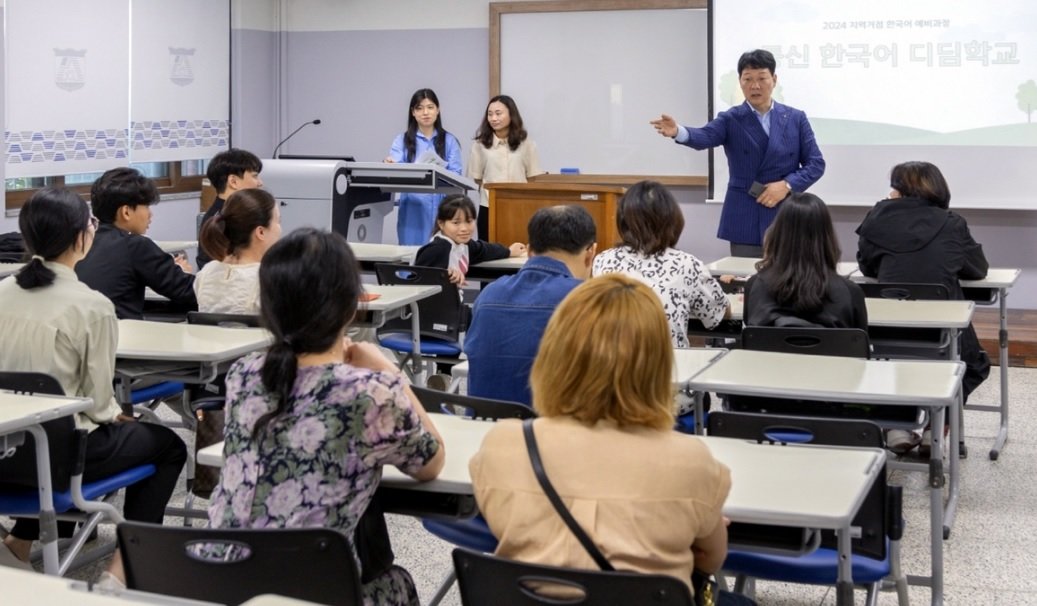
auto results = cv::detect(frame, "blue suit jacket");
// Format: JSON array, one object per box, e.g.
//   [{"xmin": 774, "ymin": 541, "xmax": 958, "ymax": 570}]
[{"xmin": 679, "ymin": 102, "xmax": 825, "ymax": 246}]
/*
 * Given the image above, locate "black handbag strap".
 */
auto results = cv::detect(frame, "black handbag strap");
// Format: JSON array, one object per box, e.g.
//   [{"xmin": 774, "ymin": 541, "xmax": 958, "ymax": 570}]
[{"xmin": 522, "ymin": 418, "xmax": 614, "ymax": 572}]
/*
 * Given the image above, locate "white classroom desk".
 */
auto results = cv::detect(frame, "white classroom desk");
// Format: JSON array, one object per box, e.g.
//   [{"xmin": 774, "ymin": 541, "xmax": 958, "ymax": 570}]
[
  {"xmin": 153, "ymin": 240, "xmax": 198, "ymax": 254},
  {"xmin": 958, "ymin": 268, "xmax": 1021, "ymax": 459},
  {"xmin": 706, "ymin": 256, "xmax": 859, "ymax": 278},
  {"xmin": 853, "ymin": 267, "xmax": 1022, "ymax": 460},
  {"xmin": 198, "ymin": 412, "xmax": 883, "ymax": 606},
  {"xmin": 0, "ymin": 565, "xmax": 217, "ymax": 605},
  {"xmin": 465, "ymin": 255, "xmax": 527, "ymax": 281},
  {"xmin": 349, "ymin": 242, "xmax": 418, "ymax": 267},
  {"xmin": 114, "ymin": 320, "xmax": 271, "ymax": 408},
  {"xmin": 0, "ymin": 391, "xmax": 93, "ymax": 575},
  {"xmin": 357, "ymin": 284, "xmax": 442, "ymax": 379},
  {"xmin": 674, "ymin": 347, "xmax": 728, "ymax": 434},
  {"xmin": 686, "ymin": 349, "xmax": 964, "ymax": 606}
]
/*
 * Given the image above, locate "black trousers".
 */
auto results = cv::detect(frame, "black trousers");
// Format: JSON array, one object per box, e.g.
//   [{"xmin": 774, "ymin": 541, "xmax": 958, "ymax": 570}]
[
  {"xmin": 11, "ymin": 421, "xmax": 187, "ymax": 540},
  {"xmin": 477, "ymin": 205, "xmax": 490, "ymax": 243}
]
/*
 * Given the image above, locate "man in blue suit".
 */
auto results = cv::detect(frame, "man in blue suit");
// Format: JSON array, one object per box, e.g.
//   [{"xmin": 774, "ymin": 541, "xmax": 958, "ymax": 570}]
[{"xmin": 652, "ymin": 49, "xmax": 825, "ymax": 257}]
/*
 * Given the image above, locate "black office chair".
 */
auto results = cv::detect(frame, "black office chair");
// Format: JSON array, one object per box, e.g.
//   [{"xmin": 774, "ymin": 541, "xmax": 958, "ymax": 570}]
[
  {"xmin": 741, "ymin": 326, "xmax": 869, "ymax": 358},
  {"xmin": 708, "ymin": 412, "xmax": 908, "ymax": 606},
  {"xmin": 411, "ymin": 385, "xmax": 534, "ymax": 421},
  {"xmin": 182, "ymin": 311, "xmax": 261, "ymax": 501},
  {"xmin": 453, "ymin": 547, "xmax": 696, "ymax": 606},
  {"xmin": 118, "ymin": 522, "xmax": 362, "ymax": 606},
  {"xmin": 374, "ymin": 263, "xmax": 467, "ymax": 380},
  {"xmin": 186, "ymin": 311, "xmax": 262, "ymax": 328},
  {"xmin": 858, "ymin": 282, "xmax": 952, "ymax": 361},
  {"xmin": 0, "ymin": 372, "xmax": 157, "ymax": 575}
]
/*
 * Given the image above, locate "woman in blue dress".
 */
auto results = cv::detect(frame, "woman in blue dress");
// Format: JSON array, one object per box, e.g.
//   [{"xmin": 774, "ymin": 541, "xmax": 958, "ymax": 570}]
[{"xmin": 384, "ymin": 88, "xmax": 463, "ymax": 245}]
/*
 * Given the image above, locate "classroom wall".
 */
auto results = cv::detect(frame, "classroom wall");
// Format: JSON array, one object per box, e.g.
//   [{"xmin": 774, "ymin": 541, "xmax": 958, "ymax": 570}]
[{"xmin": 254, "ymin": 0, "xmax": 1035, "ymax": 307}]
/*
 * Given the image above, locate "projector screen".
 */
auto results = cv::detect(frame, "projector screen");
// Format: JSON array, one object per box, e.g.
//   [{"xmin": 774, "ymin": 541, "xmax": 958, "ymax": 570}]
[{"xmin": 710, "ymin": 0, "xmax": 1037, "ymax": 209}]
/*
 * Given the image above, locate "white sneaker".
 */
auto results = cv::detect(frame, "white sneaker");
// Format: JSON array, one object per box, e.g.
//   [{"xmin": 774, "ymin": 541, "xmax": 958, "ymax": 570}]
[
  {"xmin": 0, "ymin": 543, "xmax": 32, "ymax": 571},
  {"xmin": 885, "ymin": 430, "xmax": 921, "ymax": 455},
  {"xmin": 95, "ymin": 571, "xmax": 126, "ymax": 592}
]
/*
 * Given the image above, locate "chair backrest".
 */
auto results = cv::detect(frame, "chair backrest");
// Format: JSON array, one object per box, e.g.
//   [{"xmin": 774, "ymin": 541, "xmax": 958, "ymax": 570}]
[
  {"xmin": 452, "ymin": 548, "xmax": 694, "ymax": 606},
  {"xmin": 857, "ymin": 282, "xmax": 949, "ymax": 301},
  {"xmin": 0, "ymin": 372, "xmax": 77, "ymax": 491},
  {"xmin": 741, "ymin": 326, "xmax": 870, "ymax": 359},
  {"xmin": 708, "ymin": 411, "xmax": 889, "ymax": 560},
  {"xmin": 411, "ymin": 385, "xmax": 534, "ymax": 420},
  {"xmin": 374, "ymin": 263, "xmax": 465, "ymax": 342},
  {"xmin": 118, "ymin": 522, "xmax": 363, "ymax": 606},
  {"xmin": 187, "ymin": 311, "xmax": 261, "ymax": 328}
]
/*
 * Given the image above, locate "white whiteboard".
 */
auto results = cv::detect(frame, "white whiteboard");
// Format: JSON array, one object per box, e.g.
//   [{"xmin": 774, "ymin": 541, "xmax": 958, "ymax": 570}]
[{"xmin": 500, "ymin": 8, "xmax": 708, "ymax": 177}]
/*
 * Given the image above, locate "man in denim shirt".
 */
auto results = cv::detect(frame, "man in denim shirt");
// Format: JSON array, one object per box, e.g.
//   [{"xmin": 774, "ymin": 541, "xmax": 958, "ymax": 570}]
[{"xmin": 464, "ymin": 205, "xmax": 597, "ymax": 405}]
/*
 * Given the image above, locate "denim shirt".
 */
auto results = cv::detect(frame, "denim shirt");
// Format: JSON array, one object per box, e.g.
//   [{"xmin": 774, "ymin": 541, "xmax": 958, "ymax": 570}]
[{"xmin": 464, "ymin": 256, "xmax": 582, "ymax": 406}]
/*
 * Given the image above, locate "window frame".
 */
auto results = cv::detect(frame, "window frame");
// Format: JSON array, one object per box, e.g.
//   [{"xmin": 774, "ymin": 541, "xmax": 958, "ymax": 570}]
[{"xmin": 5, "ymin": 161, "xmax": 205, "ymax": 211}]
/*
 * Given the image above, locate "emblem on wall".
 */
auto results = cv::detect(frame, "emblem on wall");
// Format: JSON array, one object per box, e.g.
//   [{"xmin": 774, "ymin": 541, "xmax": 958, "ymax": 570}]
[
  {"xmin": 169, "ymin": 47, "xmax": 195, "ymax": 86},
  {"xmin": 54, "ymin": 48, "xmax": 86, "ymax": 91}
]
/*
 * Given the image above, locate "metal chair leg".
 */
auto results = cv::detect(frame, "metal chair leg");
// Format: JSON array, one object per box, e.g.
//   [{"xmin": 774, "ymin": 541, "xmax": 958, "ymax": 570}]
[{"xmin": 426, "ymin": 569, "xmax": 456, "ymax": 606}]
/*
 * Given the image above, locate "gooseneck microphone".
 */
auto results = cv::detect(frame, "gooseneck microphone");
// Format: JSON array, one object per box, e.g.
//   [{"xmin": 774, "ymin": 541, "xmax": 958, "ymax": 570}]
[{"xmin": 271, "ymin": 119, "xmax": 322, "ymax": 158}]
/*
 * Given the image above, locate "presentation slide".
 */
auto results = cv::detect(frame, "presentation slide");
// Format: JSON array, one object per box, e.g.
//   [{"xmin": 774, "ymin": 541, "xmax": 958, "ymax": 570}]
[{"xmin": 711, "ymin": 0, "xmax": 1037, "ymax": 209}]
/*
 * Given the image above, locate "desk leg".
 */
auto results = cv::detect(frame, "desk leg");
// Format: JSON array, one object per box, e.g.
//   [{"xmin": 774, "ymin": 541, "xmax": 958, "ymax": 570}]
[
  {"xmin": 27, "ymin": 425, "xmax": 60, "ymax": 575},
  {"xmin": 693, "ymin": 390, "xmax": 705, "ymax": 435},
  {"xmin": 944, "ymin": 390, "xmax": 961, "ymax": 539},
  {"xmin": 835, "ymin": 525, "xmax": 853, "ymax": 606},
  {"xmin": 929, "ymin": 406, "xmax": 946, "ymax": 605},
  {"xmin": 407, "ymin": 301, "xmax": 426, "ymax": 385},
  {"xmin": 991, "ymin": 288, "xmax": 1010, "ymax": 460}
]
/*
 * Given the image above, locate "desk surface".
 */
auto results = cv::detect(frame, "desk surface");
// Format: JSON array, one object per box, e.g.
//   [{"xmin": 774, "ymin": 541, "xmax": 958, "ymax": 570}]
[
  {"xmin": 849, "ymin": 267, "xmax": 1021, "ymax": 290},
  {"xmin": 706, "ymin": 256, "xmax": 858, "ymax": 278},
  {"xmin": 687, "ymin": 349, "xmax": 964, "ymax": 407},
  {"xmin": 198, "ymin": 412, "xmax": 882, "ymax": 530},
  {"xmin": 116, "ymin": 319, "xmax": 270, "ymax": 362},
  {"xmin": 674, "ymin": 348, "xmax": 727, "ymax": 382},
  {"xmin": 0, "ymin": 391, "xmax": 93, "ymax": 434},
  {"xmin": 725, "ymin": 294, "xmax": 974, "ymax": 328},
  {"xmin": 349, "ymin": 242, "xmax": 418, "ymax": 263},
  {"xmin": 472, "ymin": 255, "xmax": 527, "ymax": 270},
  {"xmin": 0, "ymin": 566, "xmax": 216, "ymax": 605},
  {"xmin": 362, "ymin": 284, "xmax": 442, "ymax": 312},
  {"xmin": 153, "ymin": 240, "xmax": 198, "ymax": 254}
]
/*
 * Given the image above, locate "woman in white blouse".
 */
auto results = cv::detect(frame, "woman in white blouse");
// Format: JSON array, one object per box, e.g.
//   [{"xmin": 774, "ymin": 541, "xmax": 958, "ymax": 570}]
[
  {"xmin": 195, "ymin": 189, "xmax": 282, "ymax": 315},
  {"xmin": 593, "ymin": 180, "xmax": 730, "ymax": 348},
  {"xmin": 467, "ymin": 95, "xmax": 544, "ymax": 239}
]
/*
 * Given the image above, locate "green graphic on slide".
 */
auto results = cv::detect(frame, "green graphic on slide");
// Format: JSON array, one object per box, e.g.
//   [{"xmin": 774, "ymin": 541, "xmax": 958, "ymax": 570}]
[
  {"xmin": 811, "ymin": 118, "xmax": 1037, "ymax": 146},
  {"xmin": 1019, "ymin": 80, "xmax": 1037, "ymax": 123}
]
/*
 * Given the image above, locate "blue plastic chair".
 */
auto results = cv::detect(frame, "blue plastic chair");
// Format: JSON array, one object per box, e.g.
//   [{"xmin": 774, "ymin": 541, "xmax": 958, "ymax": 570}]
[
  {"xmin": 374, "ymin": 263, "xmax": 466, "ymax": 382},
  {"xmin": 0, "ymin": 372, "xmax": 157, "ymax": 575},
  {"xmin": 708, "ymin": 411, "xmax": 908, "ymax": 606}
]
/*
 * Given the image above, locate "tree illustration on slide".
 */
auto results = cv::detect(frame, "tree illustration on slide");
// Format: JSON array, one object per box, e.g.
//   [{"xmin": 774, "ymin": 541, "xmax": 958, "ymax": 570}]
[{"xmin": 1018, "ymin": 80, "xmax": 1037, "ymax": 123}]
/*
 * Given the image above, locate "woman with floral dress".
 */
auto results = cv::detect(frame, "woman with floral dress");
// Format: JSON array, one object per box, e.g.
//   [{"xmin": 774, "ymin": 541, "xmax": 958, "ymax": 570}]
[{"xmin": 207, "ymin": 228, "xmax": 445, "ymax": 605}]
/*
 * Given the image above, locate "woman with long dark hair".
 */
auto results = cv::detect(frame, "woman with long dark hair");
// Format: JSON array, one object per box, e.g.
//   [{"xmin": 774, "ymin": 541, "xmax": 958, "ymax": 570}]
[
  {"xmin": 384, "ymin": 88, "xmax": 463, "ymax": 245},
  {"xmin": 207, "ymin": 228, "xmax": 444, "ymax": 605},
  {"xmin": 468, "ymin": 94, "xmax": 543, "ymax": 238},
  {"xmin": 0, "ymin": 187, "xmax": 186, "ymax": 584},
  {"xmin": 744, "ymin": 192, "xmax": 867, "ymax": 329}
]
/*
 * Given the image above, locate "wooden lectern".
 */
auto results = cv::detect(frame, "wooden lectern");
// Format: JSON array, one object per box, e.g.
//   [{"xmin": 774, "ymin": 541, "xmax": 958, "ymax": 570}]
[{"xmin": 485, "ymin": 182, "xmax": 624, "ymax": 247}]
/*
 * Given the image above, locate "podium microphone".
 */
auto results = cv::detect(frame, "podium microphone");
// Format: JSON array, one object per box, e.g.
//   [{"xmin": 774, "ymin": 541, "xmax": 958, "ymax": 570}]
[{"xmin": 271, "ymin": 119, "xmax": 322, "ymax": 158}]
